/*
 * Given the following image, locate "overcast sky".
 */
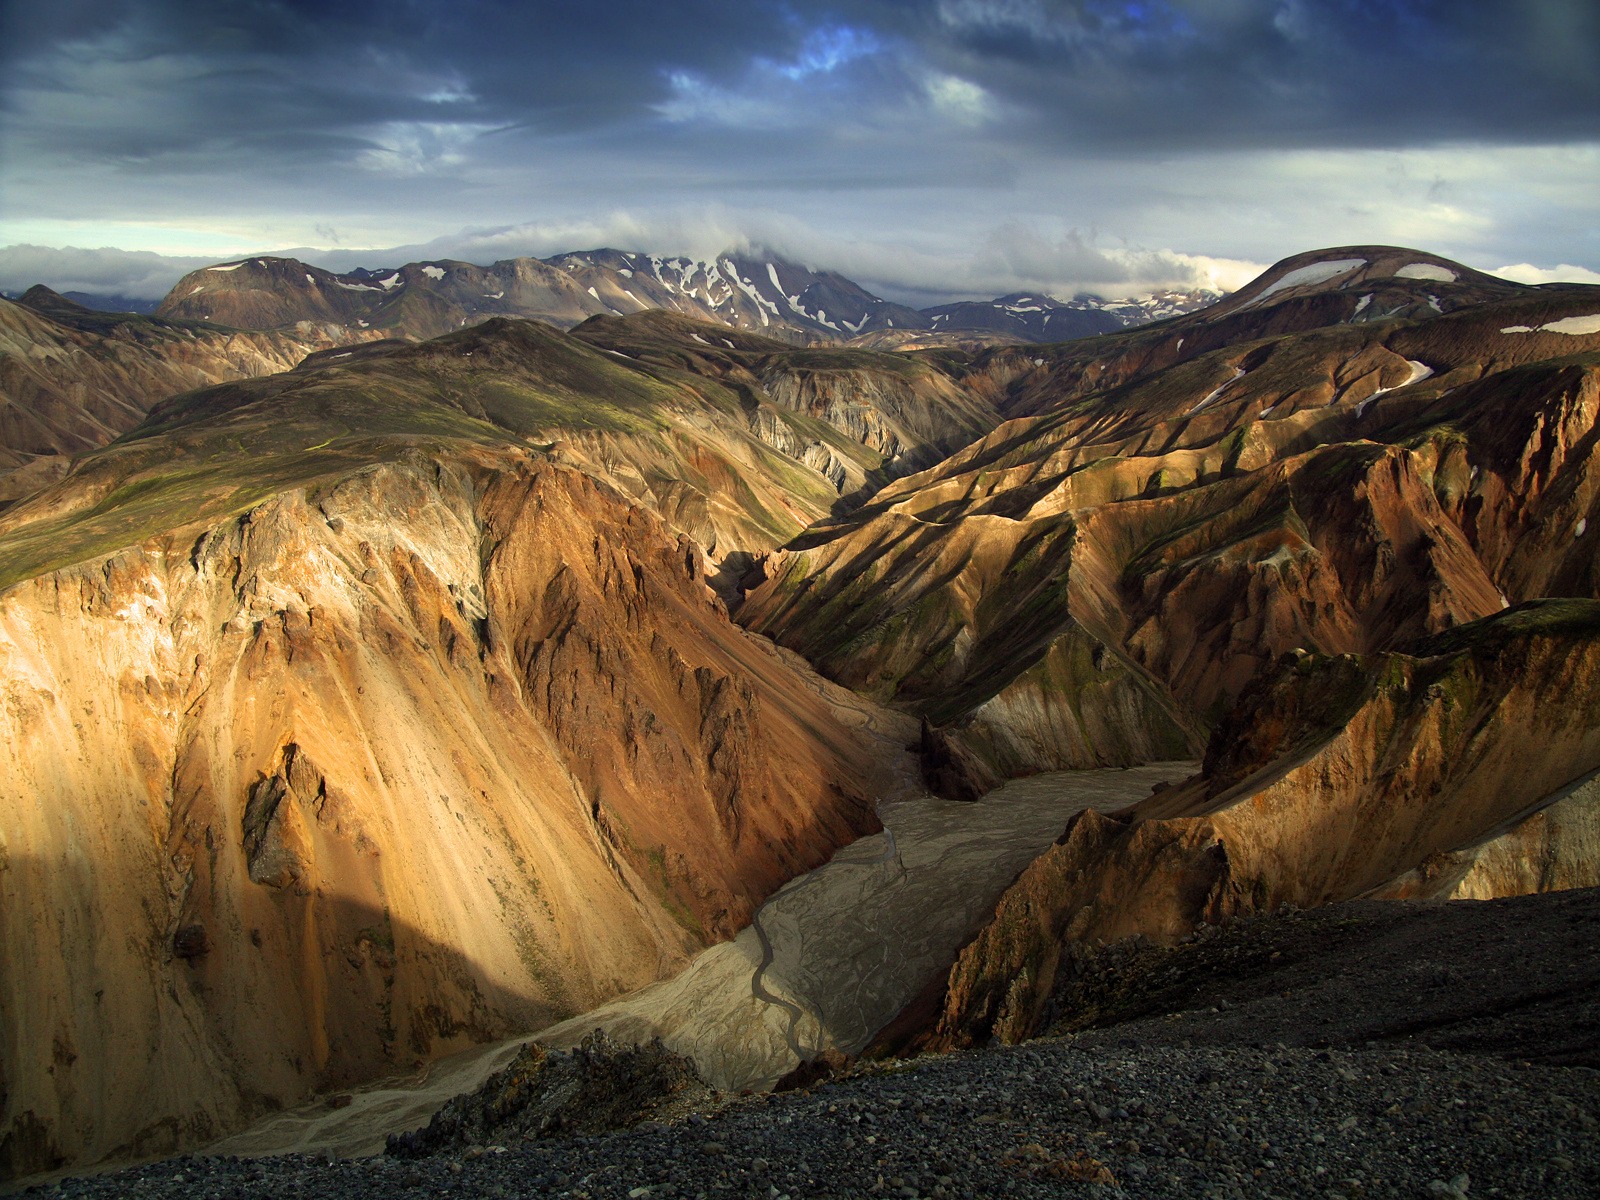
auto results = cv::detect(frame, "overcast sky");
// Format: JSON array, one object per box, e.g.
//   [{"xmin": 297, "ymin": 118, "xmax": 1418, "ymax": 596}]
[{"xmin": 2, "ymin": 0, "xmax": 1598, "ymax": 303}]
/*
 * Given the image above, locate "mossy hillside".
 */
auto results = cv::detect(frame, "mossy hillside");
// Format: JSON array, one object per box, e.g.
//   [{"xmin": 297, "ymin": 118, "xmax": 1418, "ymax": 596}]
[{"xmin": 0, "ymin": 318, "xmax": 834, "ymax": 590}]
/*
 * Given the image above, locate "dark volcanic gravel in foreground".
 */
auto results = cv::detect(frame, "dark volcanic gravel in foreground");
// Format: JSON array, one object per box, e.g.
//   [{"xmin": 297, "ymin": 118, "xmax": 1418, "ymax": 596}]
[
  {"xmin": 27, "ymin": 1039, "xmax": 1599, "ymax": 1200},
  {"xmin": 23, "ymin": 890, "xmax": 1600, "ymax": 1199}
]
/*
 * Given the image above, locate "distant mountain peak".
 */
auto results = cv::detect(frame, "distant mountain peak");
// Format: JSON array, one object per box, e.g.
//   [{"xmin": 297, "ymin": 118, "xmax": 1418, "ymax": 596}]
[{"xmin": 152, "ymin": 246, "xmax": 1226, "ymax": 346}]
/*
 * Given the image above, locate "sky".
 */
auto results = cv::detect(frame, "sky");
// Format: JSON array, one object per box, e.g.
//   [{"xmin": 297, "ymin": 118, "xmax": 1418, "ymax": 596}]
[{"xmin": 2, "ymin": 0, "xmax": 1599, "ymax": 304}]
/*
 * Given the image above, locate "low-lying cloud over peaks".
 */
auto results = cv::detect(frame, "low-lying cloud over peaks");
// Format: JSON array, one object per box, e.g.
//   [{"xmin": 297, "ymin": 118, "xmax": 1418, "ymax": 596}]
[{"xmin": 0, "ymin": 216, "xmax": 1264, "ymax": 307}]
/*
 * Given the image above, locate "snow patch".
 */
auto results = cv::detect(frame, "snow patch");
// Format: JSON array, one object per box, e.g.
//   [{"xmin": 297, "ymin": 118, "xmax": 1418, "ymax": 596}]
[
  {"xmin": 1542, "ymin": 314, "xmax": 1600, "ymax": 335},
  {"xmin": 422, "ymin": 265, "xmax": 446, "ymax": 281},
  {"xmin": 1578, "ymin": 518, "xmax": 1589, "ymax": 539},
  {"xmin": 305, "ymin": 273, "xmax": 317, "ymax": 286},
  {"xmin": 1188, "ymin": 367, "xmax": 1246, "ymax": 414},
  {"xmin": 483, "ymin": 291, "xmax": 504, "ymax": 299},
  {"xmin": 1175, "ymin": 337, "xmax": 1184, "ymax": 350},
  {"xmin": 1246, "ymin": 258, "xmax": 1366, "ymax": 307},
  {"xmin": 379, "ymin": 274, "xmax": 402, "ymax": 289},
  {"xmin": 587, "ymin": 286, "xmax": 599, "ymax": 300},
  {"xmin": 1352, "ymin": 294, "xmax": 1372, "ymax": 317},
  {"xmin": 732, "ymin": 269, "xmax": 781, "ymax": 320},
  {"xmin": 1354, "ymin": 363, "xmax": 1428, "ymax": 418},
  {"xmin": 1395, "ymin": 263, "xmax": 1457, "ymax": 282},
  {"xmin": 357, "ymin": 319, "xmax": 369, "ymax": 327},
  {"xmin": 336, "ymin": 281, "xmax": 381, "ymax": 291},
  {"xmin": 1402, "ymin": 360, "xmax": 1434, "ymax": 387},
  {"xmin": 691, "ymin": 333, "xmax": 710, "ymax": 344},
  {"xmin": 207, "ymin": 262, "xmax": 247, "ymax": 272},
  {"xmin": 619, "ymin": 268, "xmax": 633, "ymax": 278},
  {"xmin": 1426, "ymin": 295, "xmax": 1443, "ymax": 313},
  {"xmin": 1501, "ymin": 314, "xmax": 1600, "ymax": 335}
]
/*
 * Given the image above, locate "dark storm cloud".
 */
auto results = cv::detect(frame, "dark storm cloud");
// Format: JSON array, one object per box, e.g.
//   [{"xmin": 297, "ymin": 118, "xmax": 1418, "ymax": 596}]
[
  {"xmin": 9, "ymin": 0, "xmax": 1597, "ymax": 178},
  {"xmin": 2, "ymin": 0, "xmax": 1597, "ymax": 301},
  {"xmin": 886, "ymin": 0, "xmax": 1600, "ymax": 151},
  {"xmin": 3, "ymin": 0, "xmax": 1595, "ymax": 209}
]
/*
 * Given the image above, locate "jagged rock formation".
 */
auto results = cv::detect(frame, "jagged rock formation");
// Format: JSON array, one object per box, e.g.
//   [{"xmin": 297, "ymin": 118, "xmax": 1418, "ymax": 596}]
[
  {"xmin": 927, "ymin": 599, "xmax": 1600, "ymax": 1048},
  {"xmin": 0, "ymin": 322, "xmax": 907, "ymax": 1177},
  {"xmin": 0, "ymin": 291, "xmax": 351, "ymax": 493},
  {"xmin": 733, "ymin": 248, "xmax": 1600, "ymax": 1051}
]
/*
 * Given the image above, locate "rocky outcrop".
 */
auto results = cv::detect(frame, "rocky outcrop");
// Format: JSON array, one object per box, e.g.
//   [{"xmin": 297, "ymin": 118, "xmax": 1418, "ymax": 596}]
[
  {"xmin": 386, "ymin": 1032, "xmax": 713, "ymax": 1156},
  {"xmin": 927, "ymin": 600, "xmax": 1600, "ymax": 1049},
  {"xmin": 0, "ymin": 451, "xmax": 887, "ymax": 1179}
]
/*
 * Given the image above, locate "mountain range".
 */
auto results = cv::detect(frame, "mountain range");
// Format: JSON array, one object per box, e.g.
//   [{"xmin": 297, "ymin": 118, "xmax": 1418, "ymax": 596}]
[
  {"xmin": 149, "ymin": 248, "xmax": 1219, "ymax": 345},
  {"xmin": 0, "ymin": 241, "xmax": 1597, "ymax": 1182}
]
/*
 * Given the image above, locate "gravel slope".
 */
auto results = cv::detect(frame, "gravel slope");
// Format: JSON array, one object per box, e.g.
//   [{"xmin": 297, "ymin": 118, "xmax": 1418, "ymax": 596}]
[{"xmin": 21, "ymin": 889, "xmax": 1600, "ymax": 1200}]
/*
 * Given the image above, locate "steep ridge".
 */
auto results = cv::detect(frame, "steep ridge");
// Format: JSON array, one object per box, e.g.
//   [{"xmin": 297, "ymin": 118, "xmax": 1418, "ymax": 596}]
[
  {"xmin": 928, "ymin": 599, "xmax": 1600, "ymax": 1048},
  {"xmin": 0, "ymin": 293, "xmax": 350, "ymax": 495},
  {"xmin": 9, "ymin": 242, "xmax": 1597, "ymax": 1183},
  {"xmin": 739, "ymin": 265, "xmax": 1600, "ymax": 783},
  {"xmin": 0, "ymin": 327, "xmax": 907, "ymax": 1176}
]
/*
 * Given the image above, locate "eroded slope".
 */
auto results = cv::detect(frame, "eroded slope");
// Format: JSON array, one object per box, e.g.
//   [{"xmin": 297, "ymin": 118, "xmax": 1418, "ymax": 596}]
[{"xmin": 0, "ymin": 322, "xmax": 916, "ymax": 1177}]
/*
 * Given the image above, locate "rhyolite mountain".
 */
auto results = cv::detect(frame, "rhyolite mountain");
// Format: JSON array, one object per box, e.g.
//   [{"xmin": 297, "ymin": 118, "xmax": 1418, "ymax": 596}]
[
  {"xmin": 0, "ymin": 310, "xmax": 950, "ymax": 1176},
  {"xmin": 742, "ymin": 246, "xmax": 1597, "ymax": 774},
  {"xmin": 152, "ymin": 249, "xmax": 1219, "ymax": 346},
  {"xmin": 736, "ymin": 246, "xmax": 1600, "ymax": 1048},
  {"xmin": 3, "ymin": 243, "xmax": 1599, "ymax": 1181}
]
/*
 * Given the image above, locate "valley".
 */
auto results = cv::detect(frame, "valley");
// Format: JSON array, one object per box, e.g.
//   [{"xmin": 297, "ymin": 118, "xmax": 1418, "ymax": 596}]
[{"xmin": 2, "ymin": 242, "xmax": 1598, "ymax": 1189}]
